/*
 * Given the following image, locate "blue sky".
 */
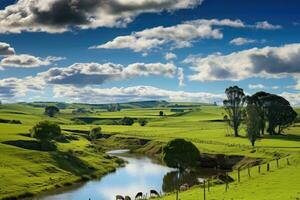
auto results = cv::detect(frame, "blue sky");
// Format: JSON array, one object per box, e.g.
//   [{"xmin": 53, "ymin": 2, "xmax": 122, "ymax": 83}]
[{"xmin": 0, "ymin": 0, "xmax": 299, "ymax": 104}]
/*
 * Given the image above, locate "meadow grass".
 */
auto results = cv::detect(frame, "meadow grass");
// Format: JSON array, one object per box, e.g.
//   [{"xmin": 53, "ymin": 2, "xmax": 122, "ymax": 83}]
[{"xmin": 0, "ymin": 104, "xmax": 299, "ymax": 199}]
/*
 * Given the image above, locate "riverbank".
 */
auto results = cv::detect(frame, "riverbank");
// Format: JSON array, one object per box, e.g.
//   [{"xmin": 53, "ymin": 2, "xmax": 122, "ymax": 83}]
[{"xmin": 0, "ymin": 124, "xmax": 124, "ymax": 200}]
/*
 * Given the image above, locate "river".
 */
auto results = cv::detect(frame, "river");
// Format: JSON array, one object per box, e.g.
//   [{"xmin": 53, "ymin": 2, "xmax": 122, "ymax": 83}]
[{"xmin": 37, "ymin": 150, "xmax": 221, "ymax": 200}]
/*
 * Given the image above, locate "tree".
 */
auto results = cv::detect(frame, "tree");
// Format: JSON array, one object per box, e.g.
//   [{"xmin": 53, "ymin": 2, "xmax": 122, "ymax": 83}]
[
  {"xmin": 90, "ymin": 127, "xmax": 102, "ymax": 141},
  {"xmin": 45, "ymin": 106, "xmax": 60, "ymax": 117},
  {"xmin": 162, "ymin": 139, "xmax": 200, "ymax": 170},
  {"xmin": 159, "ymin": 111, "xmax": 164, "ymax": 116},
  {"xmin": 31, "ymin": 121, "xmax": 62, "ymax": 142},
  {"xmin": 245, "ymin": 105, "xmax": 261, "ymax": 146},
  {"xmin": 119, "ymin": 117, "xmax": 134, "ymax": 126},
  {"xmin": 223, "ymin": 86, "xmax": 245, "ymax": 137},
  {"xmin": 248, "ymin": 92, "xmax": 272, "ymax": 135},
  {"xmin": 254, "ymin": 93, "xmax": 298, "ymax": 135},
  {"xmin": 138, "ymin": 118, "xmax": 148, "ymax": 126}
]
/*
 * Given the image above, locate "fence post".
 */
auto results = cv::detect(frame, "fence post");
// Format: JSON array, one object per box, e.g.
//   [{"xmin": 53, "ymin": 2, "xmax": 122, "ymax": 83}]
[
  {"xmin": 207, "ymin": 179, "xmax": 210, "ymax": 192},
  {"xmin": 225, "ymin": 173, "xmax": 229, "ymax": 192},
  {"xmin": 258, "ymin": 165, "xmax": 261, "ymax": 174},
  {"xmin": 276, "ymin": 159, "xmax": 279, "ymax": 168},
  {"xmin": 248, "ymin": 167, "xmax": 251, "ymax": 177},
  {"xmin": 238, "ymin": 168, "xmax": 240, "ymax": 182},
  {"xmin": 287, "ymin": 158, "xmax": 290, "ymax": 166},
  {"xmin": 267, "ymin": 163, "xmax": 270, "ymax": 172},
  {"xmin": 203, "ymin": 180, "xmax": 206, "ymax": 200}
]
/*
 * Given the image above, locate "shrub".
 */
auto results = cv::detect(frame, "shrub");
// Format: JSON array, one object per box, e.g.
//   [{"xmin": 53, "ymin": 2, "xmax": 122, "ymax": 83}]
[
  {"xmin": 138, "ymin": 118, "xmax": 148, "ymax": 126},
  {"xmin": 90, "ymin": 127, "xmax": 102, "ymax": 140},
  {"xmin": 31, "ymin": 121, "xmax": 62, "ymax": 142},
  {"xmin": 119, "ymin": 117, "xmax": 134, "ymax": 126},
  {"xmin": 45, "ymin": 106, "xmax": 60, "ymax": 117},
  {"xmin": 159, "ymin": 111, "xmax": 164, "ymax": 116},
  {"xmin": 162, "ymin": 139, "xmax": 200, "ymax": 169}
]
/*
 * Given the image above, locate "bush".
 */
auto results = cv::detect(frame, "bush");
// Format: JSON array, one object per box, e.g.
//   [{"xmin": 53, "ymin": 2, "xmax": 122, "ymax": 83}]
[
  {"xmin": 119, "ymin": 117, "xmax": 134, "ymax": 126},
  {"xmin": 159, "ymin": 111, "xmax": 164, "ymax": 116},
  {"xmin": 162, "ymin": 139, "xmax": 200, "ymax": 169},
  {"xmin": 138, "ymin": 118, "xmax": 148, "ymax": 126},
  {"xmin": 31, "ymin": 121, "xmax": 62, "ymax": 142},
  {"xmin": 45, "ymin": 106, "xmax": 60, "ymax": 117},
  {"xmin": 90, "ymin": 127, "xmax": 102, "ymax": 140}
]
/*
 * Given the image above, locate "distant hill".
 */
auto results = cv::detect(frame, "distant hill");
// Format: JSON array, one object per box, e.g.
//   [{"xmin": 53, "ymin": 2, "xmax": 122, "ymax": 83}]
[{"xmin": 17, "ymin": 100, "xmax": 215, "ymax": 110}]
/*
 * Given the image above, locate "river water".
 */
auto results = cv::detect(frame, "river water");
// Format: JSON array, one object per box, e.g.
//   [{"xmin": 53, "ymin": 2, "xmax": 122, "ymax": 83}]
[{"xmin": 37, "ymin": 150, "xmax": 220, "ymax": 200}]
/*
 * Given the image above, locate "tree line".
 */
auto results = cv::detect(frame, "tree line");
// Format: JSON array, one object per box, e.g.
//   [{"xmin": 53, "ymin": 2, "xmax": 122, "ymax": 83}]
[{"xmin": 223, "ymin": 86, "xmax": 298, "ymax": 146}]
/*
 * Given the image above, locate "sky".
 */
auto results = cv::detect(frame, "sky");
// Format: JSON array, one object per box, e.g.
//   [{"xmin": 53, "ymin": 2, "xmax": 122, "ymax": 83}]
[{"xmin": 0, "ymin": 0, "xmax": 300, "ymax": 105}]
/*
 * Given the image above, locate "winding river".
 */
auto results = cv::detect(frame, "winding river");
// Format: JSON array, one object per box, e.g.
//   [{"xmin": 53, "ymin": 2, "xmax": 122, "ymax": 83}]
[{"xmin": 36, "ymin": 150, "xmax": 220, "ymax": 200}]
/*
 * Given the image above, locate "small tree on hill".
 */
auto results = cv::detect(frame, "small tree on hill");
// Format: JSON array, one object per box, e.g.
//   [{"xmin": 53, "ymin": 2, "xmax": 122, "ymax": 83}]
[
  {"xmin": 31, "ymin": 121, "xmax": 61, "ymax": 150},
  {"xmin": 45, "ymin": 106, "xmax": 60, "ymax": 117},
  {"xmin": 159, "ymin": 111, "xmax": 164, "ymax": 116},
  {"xmin": 90, "ymin": 127, "xmax": 102, "ymax": 141},
  {"xmin": 138, "ymin": 118, "xmax": 148, "ymax": 126},
  {"xmin": 162, "ymin": 139, "xmax": 200, "ymax": 170},
  {"xmin": 119, "ymin": 117, "xmax": 134, "ymax": 126},
  {"xmin": 245, "ymin": 105, "xmax": 261, "ymax": 147},
  {"xmin": 223, "ymin": 86, "xmax": 245, "ymax": 137}
]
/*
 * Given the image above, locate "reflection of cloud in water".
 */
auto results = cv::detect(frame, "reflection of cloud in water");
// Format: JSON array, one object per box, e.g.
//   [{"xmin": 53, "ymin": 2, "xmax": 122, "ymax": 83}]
[
  {"xmin": 99, "ymin": 184, "xmax": 149, "ymax": 200},
  {"xmin": 124, "ymin": 157, "xmax": 173, "ymax": 177}
]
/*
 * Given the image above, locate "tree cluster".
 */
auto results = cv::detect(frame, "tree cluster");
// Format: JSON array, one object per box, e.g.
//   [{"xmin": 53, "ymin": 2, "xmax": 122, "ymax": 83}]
[{"xmin": 223, "ymin": 86, "xmax": 297, "ymax": 146}]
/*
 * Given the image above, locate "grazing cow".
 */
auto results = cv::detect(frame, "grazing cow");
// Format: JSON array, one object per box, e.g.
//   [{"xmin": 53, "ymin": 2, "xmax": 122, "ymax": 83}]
[
  {"xmin": 125, "ymin": 196, "xmax": 131, "ymax": 200},
  {"xmin": 116, "ymin": 195, "xmax": 125, "ymax": 200},
  {"xmin": 180, "ymin": 183, "xmax": 189, "ymax": 191},
  {"xmin": 135, "ymin": 192, "xmax": 143, "ymax": 199},
  {"xmin": 150, "ymin": 190, "xmax": 160, "ymax": 197}
]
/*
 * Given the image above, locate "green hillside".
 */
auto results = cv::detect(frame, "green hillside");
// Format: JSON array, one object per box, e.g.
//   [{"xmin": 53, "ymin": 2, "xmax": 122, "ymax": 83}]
[{"xmin": 0, "ymin": 102, "xmax": 299, "ymax": 199}]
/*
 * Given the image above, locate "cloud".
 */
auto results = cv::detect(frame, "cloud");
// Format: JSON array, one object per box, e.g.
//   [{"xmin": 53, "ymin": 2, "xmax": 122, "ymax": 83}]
[
  {"xmin": 177, "ymin": 67, "xmax": 185, "ymax": 86},
  {"xmin": 280, "ymin": 92, "xmax": 300, "ymax": 106},
  {"xmin": 0, "ymin": 77, "xmax": 44, "ymax": 99},
  {"xmin": 254, "ymin": 21, "xmax": 282, "ymax": 30},
  {"xmin": 38, "ymin": 62, "xmax": 177, "ymax": 85},
  {"xmin": 0, "ymin": 42, "xmax": 15, "ymax": 56},
  {"xmin": 0, "ymin": 54, "xmax": 65, "ymax": 68},
  {"xmin": 229, "ymin": 37, "xmax": 265, "ymax": 46},
  {"xmin": 272, "ymin": 86, "xmax": 280, "ymax": 90},
  {"xmin": 186, "ymin": 43, "xmax": 300, "ymax": 85},
  {"xmin": 165, "ymin": 52, "xmax": 177, "ymax": 60},
  {"xmin": 91, "ymin": 19, "xmax": 281, "ymax": 53},
  {"xmin": 248, "ymin": 84, "xmax": 265, "ymax": 89},
  {"xmin": 0, "ymin": 0, "xmax": 203, "ymax": 33},
  {"xmin": 91, "ymin": 19, "xmax": 246, "ymax": 52},
  {"xmin": 53, "ymin": 85, "xmax": 225, "ymax": 104}
]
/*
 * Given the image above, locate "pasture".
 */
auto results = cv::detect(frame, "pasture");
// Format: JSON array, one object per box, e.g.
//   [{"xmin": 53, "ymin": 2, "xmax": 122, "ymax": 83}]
[{"xmin": 0, "ymin": 102, "xmax": 299, "ymax": 199}]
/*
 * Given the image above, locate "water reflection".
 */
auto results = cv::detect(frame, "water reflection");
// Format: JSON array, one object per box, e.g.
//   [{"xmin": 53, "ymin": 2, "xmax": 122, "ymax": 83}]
[{"xmin": 38, "ymin": 151, "xmax": 221, "ymax": 200}]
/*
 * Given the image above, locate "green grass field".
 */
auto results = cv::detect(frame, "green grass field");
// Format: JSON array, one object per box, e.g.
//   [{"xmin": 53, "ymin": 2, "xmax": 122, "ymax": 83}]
[{"xmin": 0, "ymin": 102, "xmax": 299, "ymax": 199}]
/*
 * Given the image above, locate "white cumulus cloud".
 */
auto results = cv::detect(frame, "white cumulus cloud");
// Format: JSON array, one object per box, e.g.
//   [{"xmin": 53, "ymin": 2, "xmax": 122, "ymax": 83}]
[
  {"xmin": 0, "ymin": 54, "xmax": 65, "ymax": 68},
  {"xmin": 186, "ymin": 43, "xmax": 300, "ymax": 88},
  {"xmin": 0, "ymin": 0, "xmax": 203, "ymax": 33}
]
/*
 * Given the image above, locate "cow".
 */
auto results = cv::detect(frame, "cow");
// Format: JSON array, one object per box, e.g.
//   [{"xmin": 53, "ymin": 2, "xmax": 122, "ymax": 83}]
[
  {"xmin": 180, "ymin": 183, "xmax": 189, "ymax": 191},
  {"xmin": 150, "ymin": 190, "xmax": 160, "ymax": 197},
  {"xmin": 116, "ymin": 195, "xmax": 125, "ymax": 200},
  {"xmin": 135, "ymin": 192, "xmax": 143, "ymax": 199},
  {"xmin": 125, "ymin": 196, "xmax": 131, "ymax": 200}
]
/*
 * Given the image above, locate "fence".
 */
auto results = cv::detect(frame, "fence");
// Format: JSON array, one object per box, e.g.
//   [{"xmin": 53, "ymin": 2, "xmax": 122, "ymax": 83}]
[{"xmin": 154, "ymin": 157, "xmax": 295, "ymax": 200}]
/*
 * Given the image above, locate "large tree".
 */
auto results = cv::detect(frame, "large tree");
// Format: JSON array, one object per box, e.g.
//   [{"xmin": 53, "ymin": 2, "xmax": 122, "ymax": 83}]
[
  {"xmin": 223, "ymin": 86, "xmax": 245, "ymax": 137},
  {"xmin": 162, "ymin": 139, "xmax": 200, "ymax": 170},
  {"xmin": 252, "ymin": 92, "xmax": 297, "ymax": 135}
]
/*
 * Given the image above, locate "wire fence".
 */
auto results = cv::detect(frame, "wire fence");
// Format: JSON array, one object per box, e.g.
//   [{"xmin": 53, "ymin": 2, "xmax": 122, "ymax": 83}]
[{"xmin": 152, "ymin": 157, "xmax": 296, "ymax": 200}]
